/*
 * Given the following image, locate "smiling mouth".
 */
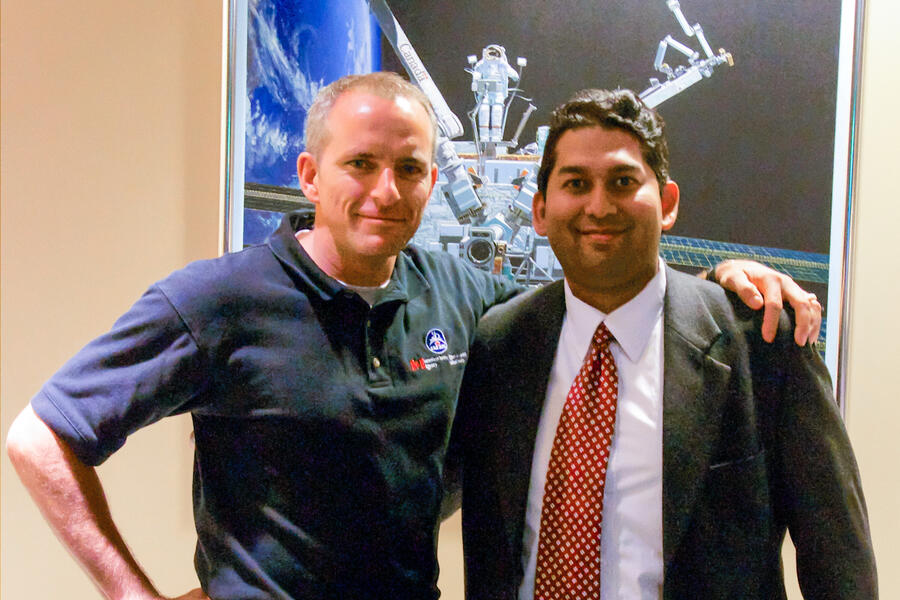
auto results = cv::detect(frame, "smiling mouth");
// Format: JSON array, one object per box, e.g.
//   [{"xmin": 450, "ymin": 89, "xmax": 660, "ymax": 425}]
[
  {"xmin": 579, "ymin": 227, "xmax": 627, "ymax": 239},
  {"xmin": 358, "ymin": 214, "xmax": 407, "ymax": 223}
]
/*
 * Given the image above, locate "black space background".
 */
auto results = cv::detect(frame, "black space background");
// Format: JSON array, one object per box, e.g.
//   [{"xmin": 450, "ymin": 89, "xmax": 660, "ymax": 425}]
[{"xmin": 381, "ymin": 0, "xmax": 842, "ymax": 255}]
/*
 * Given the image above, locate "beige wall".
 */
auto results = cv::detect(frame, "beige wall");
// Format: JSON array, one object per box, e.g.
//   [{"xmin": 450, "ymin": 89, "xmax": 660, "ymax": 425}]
[
  {"xmin": 1, "ymin": 1, "xmax": 897, "ymax": 599},
  {"xmin": 1, "ymin": 1, "xmax": 223, "ymax": 597},
  {"xmin": 840, "ymin": 0, "xmax": 900, "ymax": 594}
]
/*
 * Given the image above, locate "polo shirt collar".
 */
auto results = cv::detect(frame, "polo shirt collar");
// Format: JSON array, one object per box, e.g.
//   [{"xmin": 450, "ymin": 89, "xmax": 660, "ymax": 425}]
[
  {"xmin": 267, "ymin": 209, "xmax": 429, "ymax": 305},
  {"xmin": 378, "ymin": 252, "xmax": 430, "ymax": 305}
]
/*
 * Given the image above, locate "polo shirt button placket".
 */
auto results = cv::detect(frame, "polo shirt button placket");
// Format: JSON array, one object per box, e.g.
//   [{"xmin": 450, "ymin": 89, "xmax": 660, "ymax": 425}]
[{"xmin": 364, "ymin": 308, "xmax": 391, "ymax": 387}]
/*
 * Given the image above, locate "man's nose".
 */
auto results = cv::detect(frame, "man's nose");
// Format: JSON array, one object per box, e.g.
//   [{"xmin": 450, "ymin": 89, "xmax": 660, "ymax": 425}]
[
  {"xmin": 371, "ymin": 167, "xmax": 401, "ymax": 204},
  {"xmin": 583, "ymin": 188, "xmax": 618, "ymax": 218}
]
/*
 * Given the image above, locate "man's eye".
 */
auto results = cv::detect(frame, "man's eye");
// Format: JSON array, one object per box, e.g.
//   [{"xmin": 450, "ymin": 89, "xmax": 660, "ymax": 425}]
[
  {"xmin": 562, "ymin": 178, "xmax": 589, "ymax": 192},
  {"xmin": 614, "ymin": 176, "xmax": 637, "ymax": 188},
  {"xmin": 347, "ymin": 159, "xmax": 373, "ymax": 170},
  {"xmin": 397, "ymin": 163, "xmax": 424, "ymax": 178}
]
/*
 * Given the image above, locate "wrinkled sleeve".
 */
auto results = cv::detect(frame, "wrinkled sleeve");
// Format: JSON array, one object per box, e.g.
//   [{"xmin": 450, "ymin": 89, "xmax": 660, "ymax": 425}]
[
  {"xmin": 759, "ymin": 314, "xmax": 878, "ymax": 597},
  {"xmin": 31, "ymin": 284, "xmax": 210, "ymax": 466},
  {"xmin": 475, "ymin": 270, "xmax": 524, "ymax": 314}
]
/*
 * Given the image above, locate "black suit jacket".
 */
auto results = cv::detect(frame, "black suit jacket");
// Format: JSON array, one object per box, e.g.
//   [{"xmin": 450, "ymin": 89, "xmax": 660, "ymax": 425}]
[{"xmin": 452, "ymin": 267, "xmax": 876, "ymax": 599}]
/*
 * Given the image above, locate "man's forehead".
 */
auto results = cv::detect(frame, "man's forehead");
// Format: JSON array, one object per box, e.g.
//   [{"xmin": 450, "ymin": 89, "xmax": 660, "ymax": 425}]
[
  {"xmin": 323, "ymin": 91, "xmax": 432, "ymax": 146},
  {"xmin": 552, "ymin": 126, "xmax": 648, "ymax": 172},
  {"xmin": 331, "ymin": 89, "xmax": 428, "ymax": 123},
  {"xmin": 328, "ymin": 90, "xmax": 434, "ymax": 150},
  {"xmin": 331, "ymin": 89, "xmax": 389, "ymax": 115}
]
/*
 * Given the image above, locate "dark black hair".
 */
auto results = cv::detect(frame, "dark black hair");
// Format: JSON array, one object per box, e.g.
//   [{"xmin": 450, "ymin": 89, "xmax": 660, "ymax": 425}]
[{"xmin": 537, "ymin": 88, "xmax": 669, "ymax": 195}]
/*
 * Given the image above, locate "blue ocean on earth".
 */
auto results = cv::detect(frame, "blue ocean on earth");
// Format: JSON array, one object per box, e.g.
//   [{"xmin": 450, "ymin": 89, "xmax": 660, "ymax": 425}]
[{"xmin": 245, "ymin": 0, "xmax": 379, "ymax": 189}]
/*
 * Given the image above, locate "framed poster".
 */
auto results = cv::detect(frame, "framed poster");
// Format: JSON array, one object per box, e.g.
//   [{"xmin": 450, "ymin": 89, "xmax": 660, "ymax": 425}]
[
  {"xmin": 222, "ymin": 0, "xmax": 865, "ymax": 407},
  {"xmin": 222, "ymin": 0, "xmax": 381, "ymax": 249}
]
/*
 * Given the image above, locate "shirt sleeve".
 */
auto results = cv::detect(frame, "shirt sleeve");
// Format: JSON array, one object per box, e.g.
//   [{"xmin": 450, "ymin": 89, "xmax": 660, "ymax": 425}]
[
  {"xmin": 474, "ymin": 270, "xmax": 525, "ymax": 314},
  {"xmin": 755, "ymin": 311, "xmax": 878, "ymax": 597},
  {"xmin": 31, "ymin": 284, "xmax": 209, "ymax": 466}
]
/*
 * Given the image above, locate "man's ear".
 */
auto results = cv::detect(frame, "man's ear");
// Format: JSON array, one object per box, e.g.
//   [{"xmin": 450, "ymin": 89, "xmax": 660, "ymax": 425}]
[
  {"xmin": 660, "ymin": 180, "xmax": 679, "ymax": 231},
  {"xmin": 428, "ymin": 163, "xmax": 438, "ymax": 194},
  {"xmin": 297, "ymin": 152, "xmax": 319, "ymax": 203},
  {"xmin": 532, "ymin": 190, "xmax": 548, "ymax": 236}
]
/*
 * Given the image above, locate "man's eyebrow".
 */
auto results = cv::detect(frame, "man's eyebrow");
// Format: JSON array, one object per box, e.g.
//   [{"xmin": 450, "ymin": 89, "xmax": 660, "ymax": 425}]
[
  {"xmin": 554, "ymin": 162, "xmax": 645, "ymax": 180},
  {"xmin": 397, "ymin": 155, "xmax": 428, "ymax": 165},
  {"xmin": 341, "ymin": 151, "xmax": 427, "ymax": 164},
  {"xmin": 555, "ymin": 165, "xmax": 590, "ymax": 176},
  {"xmin": 607, "ymin": 163, "xmax": 643, "ymax": 175}
]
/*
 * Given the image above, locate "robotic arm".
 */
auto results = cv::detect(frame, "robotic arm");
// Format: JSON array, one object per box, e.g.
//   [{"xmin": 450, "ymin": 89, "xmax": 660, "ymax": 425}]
[
  {"xmin": 639, "ymin": 0, "xmax": 734, "ymax": 108},
  {"xmin": 367, "ymin": 0, "xmax": 488, "ymax": 224}
]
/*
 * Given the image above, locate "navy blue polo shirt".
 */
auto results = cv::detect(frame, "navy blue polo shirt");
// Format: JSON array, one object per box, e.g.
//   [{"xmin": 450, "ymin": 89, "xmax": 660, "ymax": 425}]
[{"xmin": 32, "ymin": 210, "xmax": 520, "ymax": 600}]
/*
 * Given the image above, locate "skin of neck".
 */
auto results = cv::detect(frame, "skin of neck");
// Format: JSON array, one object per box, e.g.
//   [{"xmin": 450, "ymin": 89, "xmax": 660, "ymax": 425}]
[
  {"xmin": 297, "ymin": 229, "xmax": 396, "ymax": 287},
  {"xmin": 565, "ymin": 259, "xmax": 659, "ymax": 314}
]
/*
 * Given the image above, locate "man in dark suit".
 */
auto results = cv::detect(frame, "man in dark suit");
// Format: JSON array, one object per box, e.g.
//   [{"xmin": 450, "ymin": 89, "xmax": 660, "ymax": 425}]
[{"xmin": 453, "ymin": 89, "xmax": 877, "ymax": 599}]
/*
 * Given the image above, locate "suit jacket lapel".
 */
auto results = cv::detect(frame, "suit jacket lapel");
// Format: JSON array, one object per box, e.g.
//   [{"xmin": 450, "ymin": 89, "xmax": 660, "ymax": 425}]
[
  {"xmin": 501, "ymin": 280, "xmax": 567, "ymax": 564},
  {"xmin": 661, "ymin": 268, "xmax": 733, "ymax": 566}
]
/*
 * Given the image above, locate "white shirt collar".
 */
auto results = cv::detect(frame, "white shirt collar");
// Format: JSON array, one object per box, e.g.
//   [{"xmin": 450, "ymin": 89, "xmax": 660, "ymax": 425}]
[{"xmin": 562, "ymin": 258, "xmax": 666, "ymax": 363}]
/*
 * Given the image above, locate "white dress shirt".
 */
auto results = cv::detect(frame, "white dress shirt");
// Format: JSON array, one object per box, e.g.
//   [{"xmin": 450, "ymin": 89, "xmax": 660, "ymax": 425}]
[{"xmin": 519, "ymin": 262, "xmax": 666, "ymax": 600}]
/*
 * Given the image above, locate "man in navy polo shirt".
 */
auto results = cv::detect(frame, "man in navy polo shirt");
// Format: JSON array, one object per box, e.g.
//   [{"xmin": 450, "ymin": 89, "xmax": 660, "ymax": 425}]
[{"xmin": 6, "ymin": 72, "xmax": 821, "ymax": 600}]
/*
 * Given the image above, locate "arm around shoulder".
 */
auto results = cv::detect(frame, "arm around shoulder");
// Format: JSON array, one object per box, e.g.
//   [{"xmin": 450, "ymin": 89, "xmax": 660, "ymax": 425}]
[{"xmin": 711, "ymin": 259, "xmax": 822, "ymax": 345}]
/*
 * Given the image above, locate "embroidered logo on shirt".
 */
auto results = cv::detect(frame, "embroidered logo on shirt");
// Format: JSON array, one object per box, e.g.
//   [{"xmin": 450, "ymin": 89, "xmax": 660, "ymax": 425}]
[
  {"xmin": 425, "ymin": 328, "xmax": 448, "ymax": 355},
  {"xmin": 409, "ymin": 329, "xmax": 467, "ymax": 373},
  {"xmin": 408, "ymin": 351, "xmax": 467, "ymax": 372}
]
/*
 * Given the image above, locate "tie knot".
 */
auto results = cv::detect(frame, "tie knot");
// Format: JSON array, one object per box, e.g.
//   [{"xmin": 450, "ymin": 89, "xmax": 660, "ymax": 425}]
[{"xmin": 593, "ymin": 322, "xmax": 614, "ymax": 349}]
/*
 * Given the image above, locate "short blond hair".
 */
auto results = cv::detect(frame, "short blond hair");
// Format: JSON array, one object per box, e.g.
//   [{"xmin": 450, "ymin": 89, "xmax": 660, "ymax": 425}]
[{"xmin": 303, "ymin": 71, "xmax": 438, "ymax": 160}]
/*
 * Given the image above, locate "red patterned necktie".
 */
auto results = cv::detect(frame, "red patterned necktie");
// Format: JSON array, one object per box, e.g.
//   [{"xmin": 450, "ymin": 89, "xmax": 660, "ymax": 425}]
[{"xmin": 534, "ymin": 322, "xmax": 618, "ymax": 600}]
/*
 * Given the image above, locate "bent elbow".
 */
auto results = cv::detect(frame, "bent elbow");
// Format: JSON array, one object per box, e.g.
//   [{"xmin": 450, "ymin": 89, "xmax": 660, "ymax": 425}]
[
  {"xmin": 6, "ymin": 404, "xmax": 55, "ymax": 473},
  {"xmin": 7, "ymin": 406, "xmax": 34, "ymax": 467}
]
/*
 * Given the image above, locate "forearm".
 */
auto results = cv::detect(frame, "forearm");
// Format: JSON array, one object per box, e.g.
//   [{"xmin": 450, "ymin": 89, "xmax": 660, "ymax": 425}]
[{"xmin": 6, "ymin": 405, "xmax": 162, "ymax": 600}]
